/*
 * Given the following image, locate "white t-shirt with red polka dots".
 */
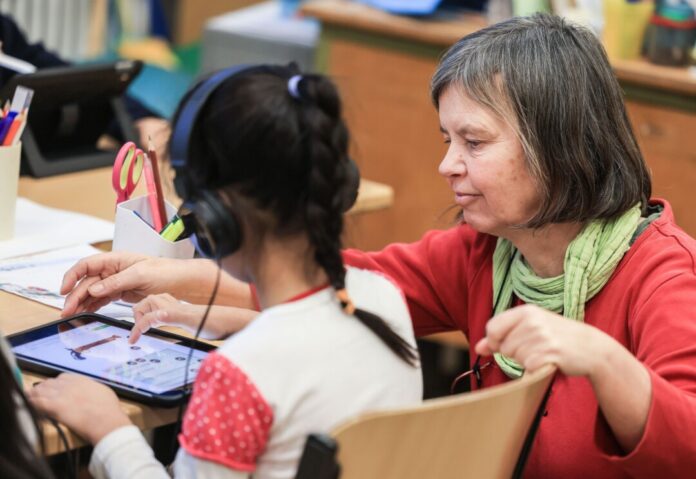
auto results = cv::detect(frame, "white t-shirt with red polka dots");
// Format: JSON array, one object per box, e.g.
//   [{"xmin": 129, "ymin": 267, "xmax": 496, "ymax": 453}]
[{"xmin": 88, "ymin": 266, "xmax": 423, "ymax": 479}]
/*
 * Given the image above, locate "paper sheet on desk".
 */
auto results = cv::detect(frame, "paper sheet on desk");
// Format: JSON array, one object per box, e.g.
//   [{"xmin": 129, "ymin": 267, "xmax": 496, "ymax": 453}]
[
  {"xmin": 0, "ymin": 198, "xmax": 115, "ymax": 260},
  {"xmin": 0, "ymin": 245, "xmax": 133, "ymax": 321}
]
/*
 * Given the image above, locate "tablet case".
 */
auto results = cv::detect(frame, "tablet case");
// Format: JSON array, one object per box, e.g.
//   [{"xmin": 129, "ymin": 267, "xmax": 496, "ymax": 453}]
[{"xmin": 9, "ymin": 313, "xmax": 216, "ymax": 407}]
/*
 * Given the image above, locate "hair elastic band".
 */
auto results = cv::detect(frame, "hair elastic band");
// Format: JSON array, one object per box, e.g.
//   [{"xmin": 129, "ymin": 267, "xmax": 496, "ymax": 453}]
[
  {"xmin": 287, "ymin": 75, "xmax": 303, "ymax": 100},
  {"xmin": 336, "ymin": 288, "xmax": 356, "ymax": 316}
]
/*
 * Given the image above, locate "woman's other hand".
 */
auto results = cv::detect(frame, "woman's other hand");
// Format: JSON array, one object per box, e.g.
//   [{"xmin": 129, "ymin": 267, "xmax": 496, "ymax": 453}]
[
  {"xmin": 130, "ymin": 293, "xmax": 258, "ymax": 343},
  {"xmin": 28, "ymin": 374, "xmax": 131, "ymax": 445},
  {"xmin": 475, "ymin": 304, "xmax": 651, "ymax": 452},
  {"xmin": 474, "ymin": 304, "xmax": 615, "ymax": 377}
]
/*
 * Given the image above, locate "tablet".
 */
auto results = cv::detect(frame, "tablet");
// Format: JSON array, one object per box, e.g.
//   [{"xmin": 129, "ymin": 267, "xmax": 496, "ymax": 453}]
[
  {"xmin": 0, "ymin": 61, "xmax": 143, "ymax": 177},
  {"xmin": 8, "ymin": 314, "xmax": 216, "ymax": 406}
]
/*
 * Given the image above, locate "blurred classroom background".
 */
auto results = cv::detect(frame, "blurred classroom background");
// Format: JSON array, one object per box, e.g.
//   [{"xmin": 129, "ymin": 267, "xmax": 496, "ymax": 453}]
[{"xmin": 3, "ymin": 0, "xmax": 695, "ymax": 396}]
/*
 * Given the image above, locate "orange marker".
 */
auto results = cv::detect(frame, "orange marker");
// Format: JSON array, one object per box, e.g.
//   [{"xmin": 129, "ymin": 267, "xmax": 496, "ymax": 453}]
[{"xmin": 9, "ymin": 115, "xmax": 27, "ymax": 146}]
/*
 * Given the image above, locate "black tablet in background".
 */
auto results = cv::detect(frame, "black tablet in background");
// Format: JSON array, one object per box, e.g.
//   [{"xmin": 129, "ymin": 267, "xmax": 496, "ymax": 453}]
[
  {"xmin": 8, "ymin": 313, "xmax": 216, "ymax": 407},
  {"xmin": 0, "ymin": 60, "xmax": 143, "ymax": 177}
]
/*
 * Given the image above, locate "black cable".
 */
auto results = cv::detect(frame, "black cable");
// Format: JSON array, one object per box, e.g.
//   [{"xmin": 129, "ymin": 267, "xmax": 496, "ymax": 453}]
[
  {"xmin": 511, "ymin": 375, "xmax": 555, "ymax": 479},
  {"xmin": 47, "ymin": 417, "xmax": 76, "ymax": 479},
  {"xmin": 468, "ymin": 249, "xmax": 515, "ymax": 390},
  {"xmin": 171, "ymin": 258, "xmax": 223, "ymax": 456}
]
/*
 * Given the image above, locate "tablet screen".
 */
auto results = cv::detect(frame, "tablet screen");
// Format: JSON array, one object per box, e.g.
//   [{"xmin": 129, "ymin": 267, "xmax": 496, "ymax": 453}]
[{"xmin": 12, "ymin": 317, "xmax": 208, "ymax": 395}]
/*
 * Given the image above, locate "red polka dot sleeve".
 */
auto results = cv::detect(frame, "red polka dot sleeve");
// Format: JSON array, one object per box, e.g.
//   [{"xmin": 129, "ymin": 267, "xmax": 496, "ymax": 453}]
[{"xmin": 179, "ymin": 352, "xmax": 274, "ymax": 472}]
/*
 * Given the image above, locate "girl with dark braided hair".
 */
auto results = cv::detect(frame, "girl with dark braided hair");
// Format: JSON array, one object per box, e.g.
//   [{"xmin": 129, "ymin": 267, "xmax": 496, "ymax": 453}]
[{"xmin": 30, "ymin": 65, "xmax": 422, "ymax": 479}]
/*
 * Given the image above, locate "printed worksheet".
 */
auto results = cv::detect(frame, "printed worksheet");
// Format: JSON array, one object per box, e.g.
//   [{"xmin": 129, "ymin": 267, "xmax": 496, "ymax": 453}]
[{"xmin": 0, "ymin": 244, "xmax": 133, "ymax": 321}]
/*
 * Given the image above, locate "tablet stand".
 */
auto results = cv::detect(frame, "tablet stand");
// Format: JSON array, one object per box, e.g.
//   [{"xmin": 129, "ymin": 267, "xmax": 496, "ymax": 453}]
[{"xmin": 20, "ymin": 96, "xmax": 138, "ymax": 177}]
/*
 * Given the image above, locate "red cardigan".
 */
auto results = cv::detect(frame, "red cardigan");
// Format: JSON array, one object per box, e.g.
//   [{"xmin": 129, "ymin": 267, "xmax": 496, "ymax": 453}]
[{"xmin": 344, "ymin": 199, "xmax": 696, "ymax": 479}]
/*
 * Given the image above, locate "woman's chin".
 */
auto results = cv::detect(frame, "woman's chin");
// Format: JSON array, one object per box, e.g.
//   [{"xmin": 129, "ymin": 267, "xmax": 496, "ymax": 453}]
[{"xmin": 459, "ymin": 212, "xmax": 499, "ymax": 236}]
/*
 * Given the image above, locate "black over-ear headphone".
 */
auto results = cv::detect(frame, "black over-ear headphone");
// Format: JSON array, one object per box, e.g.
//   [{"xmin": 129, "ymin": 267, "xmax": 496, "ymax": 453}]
[{"xmin": 169, "ymin": 64, "xmax": 360, "ymax": 259}]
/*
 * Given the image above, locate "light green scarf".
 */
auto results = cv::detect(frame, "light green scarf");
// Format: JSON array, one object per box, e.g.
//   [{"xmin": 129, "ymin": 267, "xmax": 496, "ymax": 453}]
[{"xmin": 492, "ymin": 204, "xmax": 642, "ymax": 378}]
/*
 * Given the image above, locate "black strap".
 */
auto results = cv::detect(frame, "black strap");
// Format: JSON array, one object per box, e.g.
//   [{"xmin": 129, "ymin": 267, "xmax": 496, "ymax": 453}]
[
  {"xmin": 471, "ymin": 354, "xmax": 483, "ymax": 389},
  {"xmin": 510, "ymin": 375, "xmax": 555, "ymax": 479}
]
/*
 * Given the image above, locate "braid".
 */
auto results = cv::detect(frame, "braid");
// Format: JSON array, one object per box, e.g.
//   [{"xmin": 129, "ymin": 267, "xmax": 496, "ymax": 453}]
[
  {"xmin": 298, "ymin": 76, "xmax": 418, "ymax": 367},
  {"xmin": 297, "ymin": 75, "xmax": 348, "ymax": 288}
]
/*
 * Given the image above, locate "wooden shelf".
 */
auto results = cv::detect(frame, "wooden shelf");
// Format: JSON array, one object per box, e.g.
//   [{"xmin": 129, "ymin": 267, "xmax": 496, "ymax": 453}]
[
  {"xmin": 302, "ymin": 0, "xmax": 486, "ymax": 47},
  {"xmin": 302, "ymin": 0, "xmax": 696, "ymax": 97},
  {"xmin": 611, "ymin": 58, "xmax": 696, "ymax": 96}
]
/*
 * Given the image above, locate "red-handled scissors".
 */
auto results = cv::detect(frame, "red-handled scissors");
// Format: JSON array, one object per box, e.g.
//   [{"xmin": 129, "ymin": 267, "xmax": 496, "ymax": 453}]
[{"xmin": 112, "ymin": 142, "xmax": 145, "ymax": 206}]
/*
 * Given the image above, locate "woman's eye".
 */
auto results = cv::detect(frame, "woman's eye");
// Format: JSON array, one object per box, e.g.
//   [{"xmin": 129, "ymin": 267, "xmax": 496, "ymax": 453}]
[
  {"xmin": 467, "ymin": 140, "xmax": 482, "ymax": 149},
  {"xmin": 443, "ymin": 138, "xmax": 451, "ymax": 145}
]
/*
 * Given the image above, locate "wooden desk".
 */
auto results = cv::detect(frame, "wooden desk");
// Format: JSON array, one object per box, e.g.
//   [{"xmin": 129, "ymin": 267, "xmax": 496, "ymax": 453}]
[
  {"xmin": 18, "ymin": 167, "xmax": 394, "ymax": 221},
  {"xmin": 303, "ymin": 0, "xmax": 696, "ymax": 245},
  {"xmin": 422, "ymin": 331, "xmax": 468, "ymax": 349}
]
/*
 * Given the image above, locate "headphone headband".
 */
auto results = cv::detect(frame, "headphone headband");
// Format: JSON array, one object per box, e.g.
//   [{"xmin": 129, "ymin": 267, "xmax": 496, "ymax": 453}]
[
  {"xmin": 170, "ymin": 64, "xmax": 255, "ymax": 170},
  {"xmin": 169, "ymin": 63, "xmax": 360, "ymax": 259}
]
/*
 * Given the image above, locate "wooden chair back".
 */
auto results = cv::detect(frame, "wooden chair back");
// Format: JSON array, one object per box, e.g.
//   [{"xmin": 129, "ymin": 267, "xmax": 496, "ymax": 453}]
[{"xmin": 331, "ymin": 365, "xmax": 556, "ymax": 479}]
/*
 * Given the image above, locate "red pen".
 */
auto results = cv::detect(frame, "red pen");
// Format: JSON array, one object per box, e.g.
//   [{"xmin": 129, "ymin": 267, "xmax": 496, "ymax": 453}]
[
  {"xmin": 147, "ymin": 136, "xmax": 168, "ymax": 228},
  {"xmin": 3, "ymin": 111, "xmax": 24, "ymax": 146},
  {"xmin": 143, "ymin": 157, "xmax": 164, "ymax": 231}
]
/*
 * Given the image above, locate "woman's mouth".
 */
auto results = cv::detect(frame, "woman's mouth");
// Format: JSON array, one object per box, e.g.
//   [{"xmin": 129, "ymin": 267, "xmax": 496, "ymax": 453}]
[{"xmin": 455, "ymin": 192, "xmax": 480, "ymax": 206}]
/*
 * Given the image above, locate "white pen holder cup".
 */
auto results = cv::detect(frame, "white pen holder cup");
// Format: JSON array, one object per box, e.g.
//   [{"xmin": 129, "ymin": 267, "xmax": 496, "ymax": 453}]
[
  {"xmin": 112, "ymin": 195, "xmax": 195, "ymax": 259},
  {"xmin": 0, "ymin": 143, "xmax": 21, "ymax": 241}
]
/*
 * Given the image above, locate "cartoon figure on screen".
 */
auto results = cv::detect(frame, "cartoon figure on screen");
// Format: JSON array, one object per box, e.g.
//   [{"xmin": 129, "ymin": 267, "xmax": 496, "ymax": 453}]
[
  {"xmin": 56, "ymin": 321, "xmax": 133, "ymax": 366},
  {"xmin": 66, "ymin": 335, "xmax": 121, "ymax": 361},
  {"xmin": 29, "ymin": 63, "xmax": 423, "ymax": 479}
]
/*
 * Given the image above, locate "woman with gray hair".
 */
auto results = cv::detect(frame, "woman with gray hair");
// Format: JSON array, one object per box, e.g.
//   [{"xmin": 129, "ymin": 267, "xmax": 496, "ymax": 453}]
[
  {"xmin": 59, "ymin": 14, "xmax": 696, "ymax": 478},
  {"xmin": 346, "ymin": 14, "xmax": 693, "ymax": 477}
]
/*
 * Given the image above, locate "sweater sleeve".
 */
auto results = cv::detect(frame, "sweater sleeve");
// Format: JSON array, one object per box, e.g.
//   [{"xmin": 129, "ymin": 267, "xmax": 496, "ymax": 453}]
[
  {"xmin": 89, "ymin": 425, "xmax": 251, "ymax": 479},
  {"xmin": 89, "ymin": 426, "xmax": 170, "ymax": 479},
  {"xmin": 343, "ymin": 227, "xmax": 488, "ymax": 337},
  {"xmin": 598, "ymin": 272, "xmax": 696, "ymax": 477}
]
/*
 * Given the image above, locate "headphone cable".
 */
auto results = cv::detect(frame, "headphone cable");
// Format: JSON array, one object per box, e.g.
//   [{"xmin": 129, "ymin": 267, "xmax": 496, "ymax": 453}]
[
  {"xmin": 47, "ymin": 416, "xmax": 76, "ymax": 479},
  {"xmin": 171, "ymin": 258, "xmax": 222, "ymax": 457}
]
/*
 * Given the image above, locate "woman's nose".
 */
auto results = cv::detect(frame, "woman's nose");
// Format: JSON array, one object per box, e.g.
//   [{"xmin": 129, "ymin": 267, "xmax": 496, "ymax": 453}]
[{"xmin": 438, "ymin": 146, "xmax": 466, "ymax": 178}]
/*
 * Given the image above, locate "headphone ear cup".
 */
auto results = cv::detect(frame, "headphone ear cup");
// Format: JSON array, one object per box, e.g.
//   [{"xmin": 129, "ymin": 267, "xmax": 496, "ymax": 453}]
[
  {"xmin": 193, "ymin": 190, "xmax": 243, "ymax": 258},
  {"xmin": 174, "ymin": 174, "xmax": 194, "ymax": 204},
  {"xmin": 341, "ymin": 158, "xmax": 360, "ymax": 213}
]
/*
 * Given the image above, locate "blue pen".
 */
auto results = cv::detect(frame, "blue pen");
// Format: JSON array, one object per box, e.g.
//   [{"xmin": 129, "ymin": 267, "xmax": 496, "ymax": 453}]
[
  {"xmin": 133, "ymin": 210, "xmax": 154, "ymax": 229},
  {"xmin": 0, "ymin": 111, "xmax": 16, "ymax": 143}
]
